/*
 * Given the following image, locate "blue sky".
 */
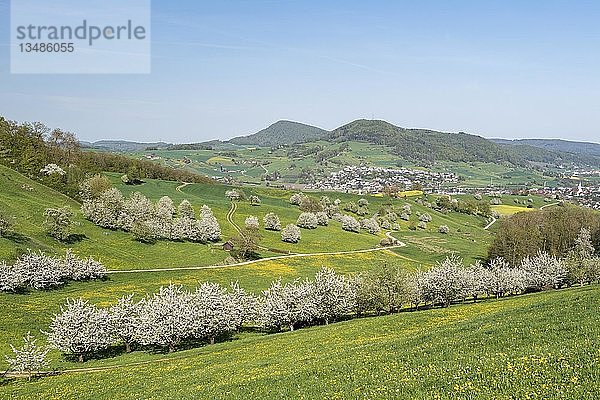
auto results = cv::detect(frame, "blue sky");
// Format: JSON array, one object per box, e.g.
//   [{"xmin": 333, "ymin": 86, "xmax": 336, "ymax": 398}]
[{"xmin": 1, "ymin": 0, "xmax": 599, "ymax": 143}]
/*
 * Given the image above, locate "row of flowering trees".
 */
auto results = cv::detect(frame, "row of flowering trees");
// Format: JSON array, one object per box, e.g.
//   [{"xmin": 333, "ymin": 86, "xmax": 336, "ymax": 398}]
[
  {"xmin": 41, "ymin": 230, "xmax": 600, "ymax": 364},
  {"xmin": 81, "ymin": 185, "xmax": 221, "ymax": 243},
  {"xmin": 0, "ymin": 250, "xmax": 106, "ymax": 292},
  {"xmin": 45, "ymin": 282, "xmax": 255, "ymax": 362}
]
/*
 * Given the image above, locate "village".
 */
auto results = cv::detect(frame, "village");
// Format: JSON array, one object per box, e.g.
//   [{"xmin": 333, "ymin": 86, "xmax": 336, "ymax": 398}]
[{"xmin": 306, "ymin": 165, "xmax": 458, "ymax": 194}]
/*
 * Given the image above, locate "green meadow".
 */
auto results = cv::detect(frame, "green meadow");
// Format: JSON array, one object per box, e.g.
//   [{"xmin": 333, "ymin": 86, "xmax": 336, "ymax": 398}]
[{"xmin": 2, "ymin": 285, "xmax": 598, "ymax": 399}]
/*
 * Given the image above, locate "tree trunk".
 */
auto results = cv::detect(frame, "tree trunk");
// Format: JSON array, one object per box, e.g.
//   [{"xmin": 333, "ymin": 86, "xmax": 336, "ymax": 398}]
[
  {"xmin": 169, "ymin": 343, "xmax": 175, "ymax": 353},
  {"xmin": 210, "ymin": 337, "xmax": 215, "ymax": 345},
  {"xmin": 289, "ymin": 324, "xmax": 294, "ymax": 331},
  {"xmin": 78, "ymin": 353, "xmax": 84, "ymax": 363},
  {"xmin": 126, "ymin": 342, "xmax": 131, "ymax": 353}
]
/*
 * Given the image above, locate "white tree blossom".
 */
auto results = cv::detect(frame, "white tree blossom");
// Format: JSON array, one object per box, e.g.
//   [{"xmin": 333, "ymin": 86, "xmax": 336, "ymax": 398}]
[
  {"xmin": 360, "ymin": 218, "xmax": 380, "ymax": 234},
  {"xmin": 156, "ymin": 196, "xmax": 176, "ymax": 221},
  {"xmin": 297, "ymin": 212, "xmax": 318, "ymax": 229},
  {"xmin": 315, "ymin": 212, "xmax": 329, "ymax": 226},
  {"xmin": 340, "ymin": 215, "xmax": 360, "ymax": 233},
  {"xmin": 281, "ymin": 224, "xmax": 301, "ymax": 243},
  {"xmin": 520, "ymin": 251, "xmax": 567, "ymax": 290},
  {"xmin": 487, "ymin": 258, "xmax": 528, "ymax": 298},
  {"xmin": 136, "ymin": 284, "xmax": 195, "ymax": 352},
  {"xmin": 5, "ymin": 332, "xmax": 49, "ymax": 379},
  {"xmin": 118, "ymin": 192, "xmax": 154, "ymax": 231},
  {"xmin": 190, "ymin": 282, "xmax": 237, "ymax": 344},
  {"xmin": 245, "ymin": 216, "xmax": 260, "ymax": 230},
  {"xmin": 225, "ymin": 190, "xmax": 241, "ymax": 201},
  {"xmin": 263, "ymin": 213, "xmax": 282, "ymax": 231},
  {"xmin": 178, "ymin": 200, "xmax": 195, "ymax": 219},
  {"xmin": 419, "ymin": 213, "xmax": 432, "ymax": 222},
  {"xmin": 43, "ymin": 206, "xmax": 74, "ymax": 241},
  {"xmin": 289, "ymin": 193, "xmax": 305, "ymax": 206},
  {"xmin": 249, "ymin": 195, "xmax": 261, "ymax": 206},
  {"xmin": 258, "ymin": 279, "xmax": 316, "ymax": 331},
  {"xmin": 420, "ymin": 255, "xmax": 465, "ymax": 307},
  {"xmin": 82, "ymin": 188, "xmax": 125, "ymax": 229},
  {"xmin": 46, "ymin": 298, "xmax": 114, "ymax": 362},
  {"xmin": 109, "ymin": 294, "xmax": 141, "ymax": 353},
  {"xmin": 312, "ymin": 268, "xmax": 356, "ymax": 324},
  {"xmin": 40, "ymin": 163, "xmax": 65, "ymax": 176}
]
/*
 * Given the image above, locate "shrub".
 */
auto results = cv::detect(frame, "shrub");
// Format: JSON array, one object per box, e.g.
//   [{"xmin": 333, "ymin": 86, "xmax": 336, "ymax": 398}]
[
  {"xmin": 419, "ymin": 213, "xmax": 432, "ymax": 223},
  {"xmin": 400, "ymin": 213, "xmax": 410, "ymax": 221},
  {"xmin": 249, "ymin": 195, "xmax": 261, "ymax": 206},
  {"xmin": 46, "ymin": 298, "xmax": 114, "ymax": 362},
  {"xmin": 289, "ymin": 193, "xmax": 305, "ymax": 206},
  {"xmin": 43, "ymin": 206, "xmax": 74, "ymax": 241},
  {"xmin": 0, "ymin": 211, "xmax": 13, "ymax": 237},
  {"xmin": 299, "ymin": 196, "xmax": 323, "ymax": 212},
  {"xmin": 439, "ymin": 225, "xmax": 450, "ymax": 234},
  {"xmin": 263, "ymin": 213, "xmax": 282, "ymax": 231},
  {"xmin": 418, "ymin": 221, "xmax": 427, "ymax": 230},
  {"xmin": 360, "ymin": 218, "xmax": 381, "ymax": 234},
  {"xmin": 5, "ymin": 332, "xmax": 49, "ymax": 379},
  {"xmin": 340, "ymin": 215, "xmax": 360, "ymax": 233},
  {"xmin": 379, "ymin": 238, "xmax": 392, "ymax": 247},
  {"xmin": 297, "ymin": 212, "xmax": 318, "ymax": 229},
  {"xmin": 245, "ymin": 216, "xmax": 260, "ymax": 230},
  {"xmin": 315, "ymin": 212, "xmax": 329, "ymax": 226},
  {"xmin": 281, "ymin": 224, "xmax": 301, "ymax": 243}
]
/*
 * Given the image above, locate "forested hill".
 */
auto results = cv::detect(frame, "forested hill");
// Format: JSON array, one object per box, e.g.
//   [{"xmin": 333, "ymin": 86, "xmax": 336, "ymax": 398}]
[
  {"xmin": 492, "ymin": 138, "xmax": 600, "ymax": 157},
  {"xmin": 328, "ymin": 120, "xmax": 521, "ymax": 164},
  {"xmin": 229, "ymin": 120, "xmax": 329, "ymax": 147},
  {"xmin": 82, "ymin": 140, "xmax": 172, "ymax": 152},
  {"xmin": 230, "ymin": 118, "xmax": 600, "ymax": 167},
  {"xmin": 0, "ymin": 116, "xmax": 213, "ymax": 199}
]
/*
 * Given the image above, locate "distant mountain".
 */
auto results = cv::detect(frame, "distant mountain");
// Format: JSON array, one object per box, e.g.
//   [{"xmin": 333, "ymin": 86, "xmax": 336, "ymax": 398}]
[
  {"xmin": 492, "ymin": 138, "xmax": 600, "ymax": 157},
  {"xmin": 83, "ymin": 140, "xmax": 172, "ymax": 152},
  {"xmin": 229, "ymin": 118, "xmax": 600, "ymax": 167},
  {"xmin": 229, "ymin": 120, "xmax": 329, "ymax": 147},
  {"xmin": 328, "ymin": 119, "xmax": 523, "ymax": 164}
]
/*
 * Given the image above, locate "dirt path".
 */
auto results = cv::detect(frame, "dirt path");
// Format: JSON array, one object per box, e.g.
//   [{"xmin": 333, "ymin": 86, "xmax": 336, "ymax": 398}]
[
  {"xmin": 226, "ymin": 201, "xmax": 243, "ymax": 236},
  {"xmin": 540, "ymin": 202, "xmax": 560, "ymax": 210},
  {"xmin": 484, "ymin": 217, "xmax": 497, "ymax": 230},
  {"xmin": 175, "ymin": 182, "xmax": 192, "ymax": 193},
  {"xmin": 106, "ymin": 245, "xmax": 406, "ymax": 274}
]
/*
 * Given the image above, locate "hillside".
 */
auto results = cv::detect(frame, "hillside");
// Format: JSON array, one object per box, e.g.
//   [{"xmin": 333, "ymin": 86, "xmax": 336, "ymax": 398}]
[
  {"xmin": 83, "ymin": 140, "xmax": 172, "ymax": 152},
  {"xmin": 2, "ymin": 286, "xmax": 597, "ymax": 399},
  {"xmin": 229, "ymin": 120, "xmax": 329, "ymax": 147},
  {"xmin": 226, "ymin": 119, "xmax": 600, "ymax": 168},
  {"xmin": 493, "ymin": 138, "xmax": 600, "ymax": 157},
  {"xmin": 329, "ymin": 120, "xmax": 524, "ymax": 165},
  {"xmin": 2, "ymin": 164, "xmax": 495, "ymax": 271}
]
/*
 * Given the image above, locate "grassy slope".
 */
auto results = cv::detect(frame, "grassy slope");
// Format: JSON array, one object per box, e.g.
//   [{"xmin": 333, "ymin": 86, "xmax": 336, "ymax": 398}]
[
  {"xmin": 0, "ymin": 250, "xmax": 402, "ymax": 365},
  {"xmin": 133, "ymin": 143, "xmax": 558, "ymax": 188},
  {"xmin": 1, "ymin": 164, "xmax": 497, "ymax": 270},
  {"xmin": 2, "ymin": 286, "xmax": 598, "ymax": 399}
]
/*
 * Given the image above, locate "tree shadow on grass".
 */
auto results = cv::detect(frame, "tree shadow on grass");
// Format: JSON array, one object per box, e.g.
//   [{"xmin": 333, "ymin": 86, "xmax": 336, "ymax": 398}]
[
  {"xmin": 62, "ymin": 233, "xmax": 87, "ymax": 244},
  {"xmin": 2, "ymin": 231, "xmax": 29, "ymax": 244}
]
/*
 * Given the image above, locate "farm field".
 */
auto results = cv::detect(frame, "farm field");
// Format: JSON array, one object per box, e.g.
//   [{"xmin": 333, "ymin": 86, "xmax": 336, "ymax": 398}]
[
  {"xmin": 2, "ymin": 285, "xmax": 598, "ymax": 399},
  {"xmin": 1, "ymin": 164, "xmax": 515, "ymax": 271},
  {"xmin": 128, "ymin": 143, "xmax": 560, "ymax": 189},
  {"xmin": 2, "ymin": 162, "xmax": 590, "ymax": 400}
]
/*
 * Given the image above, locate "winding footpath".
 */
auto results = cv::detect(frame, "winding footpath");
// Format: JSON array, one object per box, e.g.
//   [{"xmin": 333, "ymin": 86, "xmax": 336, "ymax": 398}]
[
  {"xmin": 540, "ymin": 202, "xmax": 560, "ymax": 210},
  {"xmin": 484, "ymin": 217, "xmax": 497, "ymax": 230},
  {"xmin": 175, "ymin": 182, "xmax": 192, "ymax": 193},
  {"xmin": 106, "ymin": 245, "xmax": 406, "ymax": 274}
]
